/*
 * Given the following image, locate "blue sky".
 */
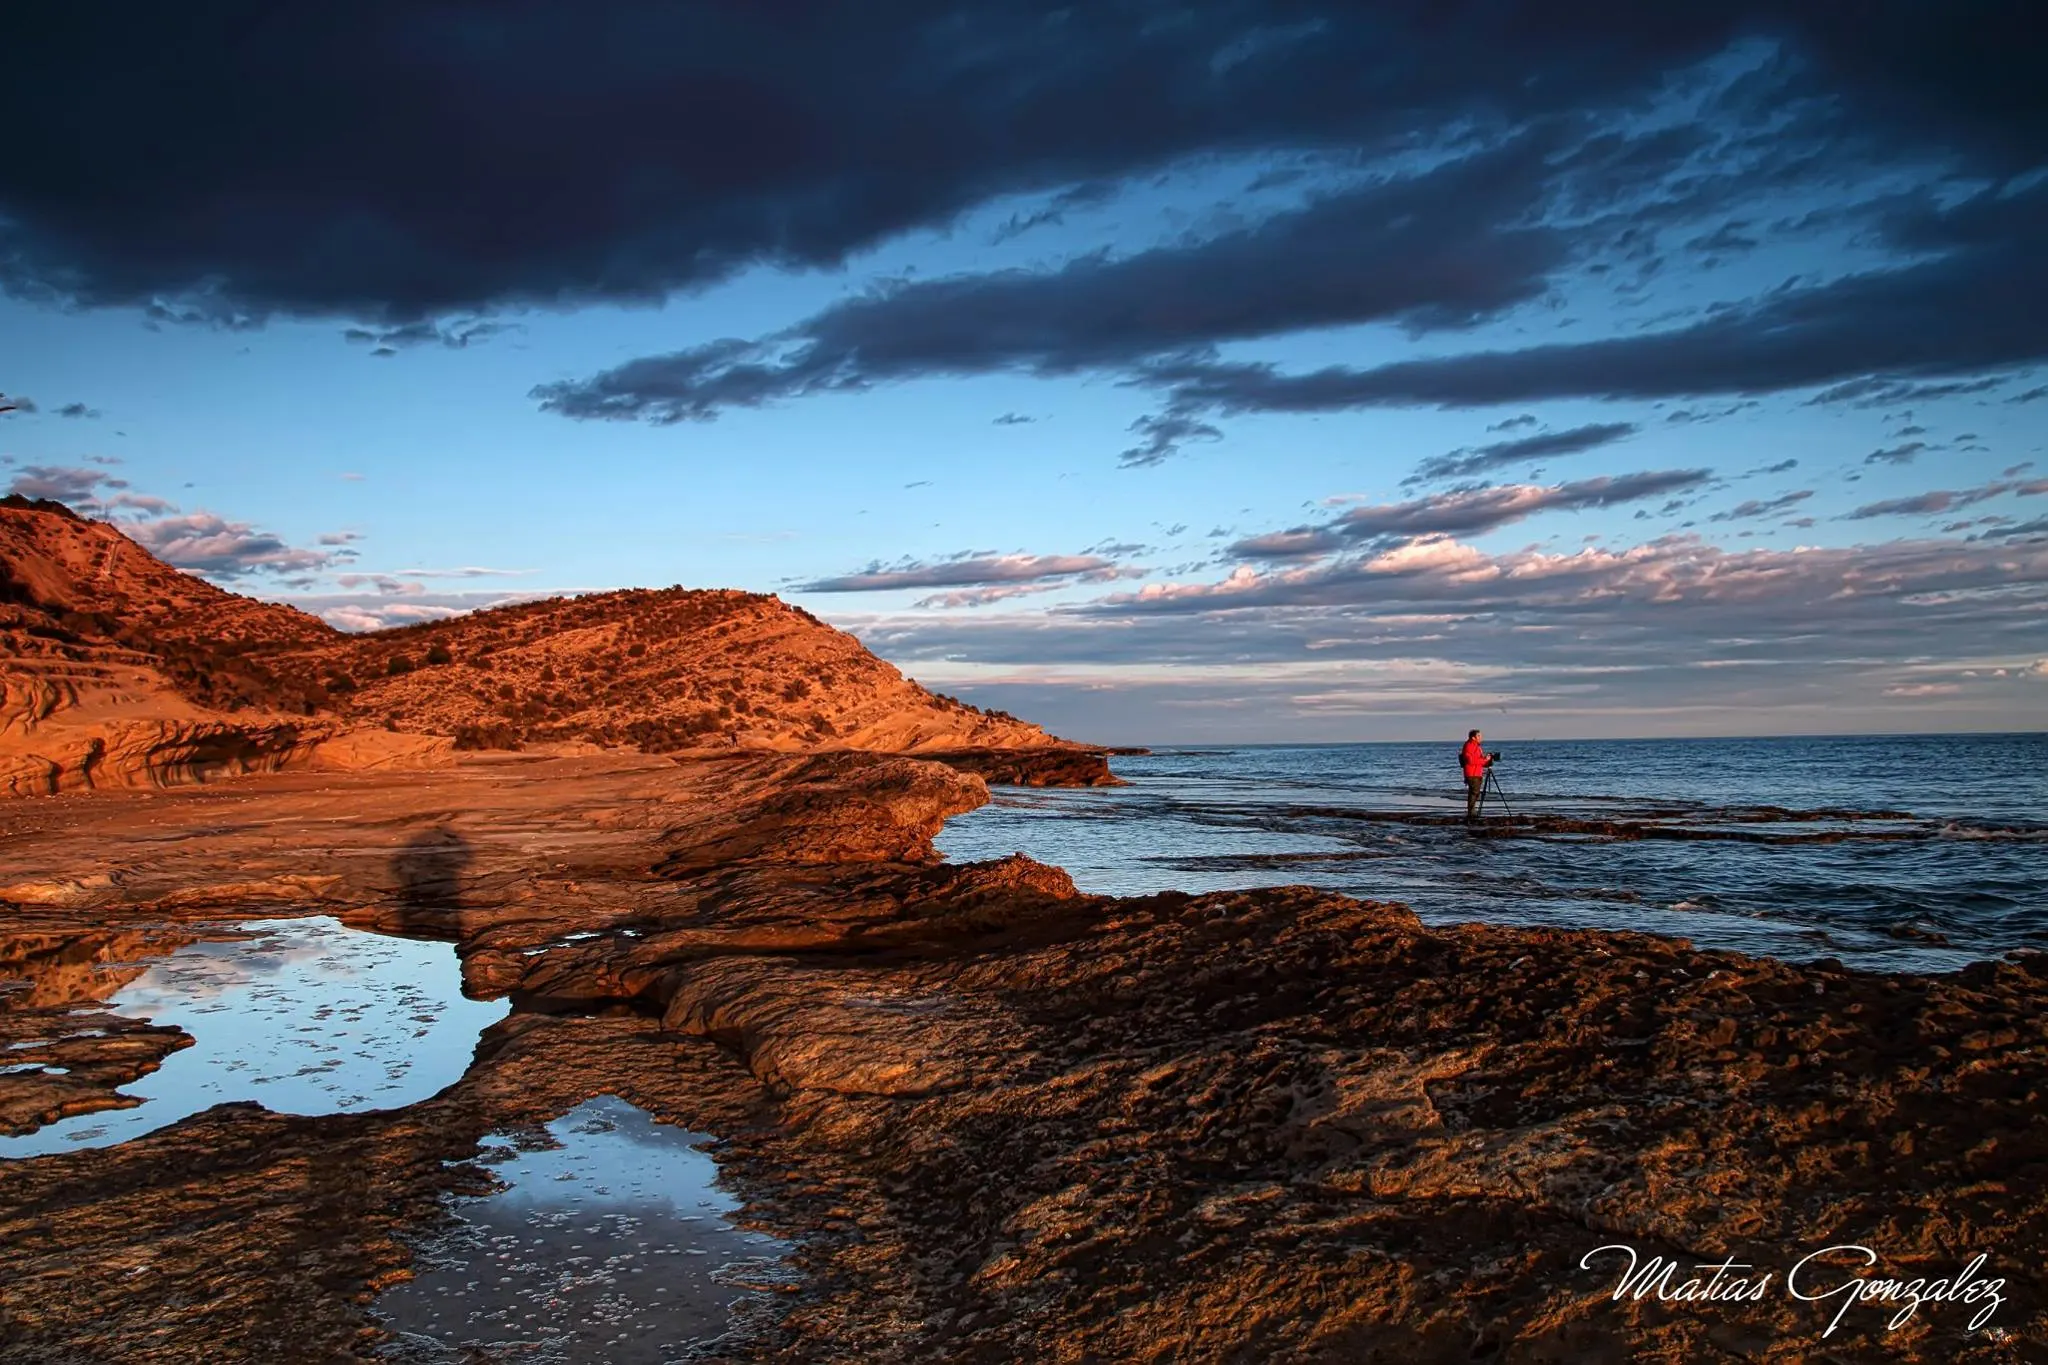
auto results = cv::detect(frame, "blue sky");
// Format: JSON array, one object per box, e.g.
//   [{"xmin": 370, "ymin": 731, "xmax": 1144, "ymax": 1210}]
[{"xmin": 4, "ymin": 5, "xmax": 2045, "ymax": 741}]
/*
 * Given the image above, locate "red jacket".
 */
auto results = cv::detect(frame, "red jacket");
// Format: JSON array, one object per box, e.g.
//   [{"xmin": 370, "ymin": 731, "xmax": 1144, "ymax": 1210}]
[{"xmin": 1460, "ymin": 739, "xmax": 1490, "ymax": 778}]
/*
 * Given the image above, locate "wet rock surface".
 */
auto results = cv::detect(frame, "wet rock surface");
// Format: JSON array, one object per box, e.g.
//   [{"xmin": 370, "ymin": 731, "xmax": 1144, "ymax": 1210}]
[
  {"xmin": 1, "ymin": 750, "xmax": 2044, "ymax": 1361},
  {"xmin": 917, "ymin": 746, "xmax": 1124, "ymax": 789}
]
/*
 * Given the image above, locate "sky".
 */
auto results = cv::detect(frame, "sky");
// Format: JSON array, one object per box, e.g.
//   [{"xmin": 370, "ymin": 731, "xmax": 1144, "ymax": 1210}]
[{"xmin": 3, "ymin": 2, "xmax": 2045, "ymax": 743}]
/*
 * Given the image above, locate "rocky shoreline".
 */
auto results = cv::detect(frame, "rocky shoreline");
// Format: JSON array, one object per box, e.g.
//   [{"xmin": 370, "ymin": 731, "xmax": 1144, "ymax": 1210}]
[{"xmin": 2, "ymin": 751, "xmax": 2043, "ymax": 1361}]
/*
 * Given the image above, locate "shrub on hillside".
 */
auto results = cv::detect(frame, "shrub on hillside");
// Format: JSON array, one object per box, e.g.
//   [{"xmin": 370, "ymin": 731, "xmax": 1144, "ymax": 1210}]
[{"xmin": 453, "ymin": 723, "xmax": 523, "ymax": 751}]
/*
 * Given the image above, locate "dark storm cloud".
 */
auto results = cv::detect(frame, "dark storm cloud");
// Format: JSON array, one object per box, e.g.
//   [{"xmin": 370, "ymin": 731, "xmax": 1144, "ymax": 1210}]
[
  {"xmin": 55, "ymin": 402, "xmax": 102, "ymax": 419},
  {"xmin": 1404, "ymin": 421, "xmax": 1637, "ymax": 485},
  {"xmin": 531, "ymin": 5, "xmax": 2048, "ymax": 440},
  {"xmin": 1864, "ymin": 441, "xmax": 1930, "ymax": 465},
  {"xmin": 9, "ymin": 2, "xmax": 2038, "ymax": 334},
  {"xmin": 0, "ymin": 3, "xmax": 1753, "ymax": 325},
  {"xmin": 1139, "ymin": 179, "xmax": 2048, "ymax": 420},
  {"xmin": 535, "ymin": 137, "xmax": 1572, "ymax": 425}
]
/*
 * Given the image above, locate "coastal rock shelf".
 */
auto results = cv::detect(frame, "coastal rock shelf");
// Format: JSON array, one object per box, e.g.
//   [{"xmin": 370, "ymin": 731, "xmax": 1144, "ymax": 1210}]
[{"xmin": 0, "ymin": 749, "xmax": 2043, "ymax": 1361}]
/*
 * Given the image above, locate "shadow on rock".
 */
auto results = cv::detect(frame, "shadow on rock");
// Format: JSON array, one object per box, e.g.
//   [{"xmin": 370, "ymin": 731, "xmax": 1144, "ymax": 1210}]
[{"xmin": 389, "ymin": 824, "xmax": 474, "ymax": 935}]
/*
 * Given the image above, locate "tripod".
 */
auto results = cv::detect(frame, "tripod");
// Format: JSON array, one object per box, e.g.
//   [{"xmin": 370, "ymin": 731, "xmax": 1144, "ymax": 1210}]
[{"xmin": 1478, "ymin": 764, "xmax": 1514, "ymax": 820}]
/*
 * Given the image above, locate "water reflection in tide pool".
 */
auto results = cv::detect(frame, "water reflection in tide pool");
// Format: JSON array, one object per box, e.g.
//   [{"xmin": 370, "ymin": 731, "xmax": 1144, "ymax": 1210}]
[
  {"xmin": 0, "ymin": 916, "xmax": 509, "ymax": 1159},
  {"xmin": 377, "ymin": 1095, "xmax": 795, "ymax": 1363}
]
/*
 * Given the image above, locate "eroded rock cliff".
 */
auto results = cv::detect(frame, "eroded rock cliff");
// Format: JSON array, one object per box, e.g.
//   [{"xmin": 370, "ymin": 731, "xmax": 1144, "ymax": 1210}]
[{"xmin": 0, "ymin": 499, "xmax": 1111, "ymax": 796}]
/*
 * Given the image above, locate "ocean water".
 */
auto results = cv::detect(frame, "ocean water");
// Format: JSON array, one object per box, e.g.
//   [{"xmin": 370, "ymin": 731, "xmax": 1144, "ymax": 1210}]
[{"xmin": 934, "ymin": 733, "xmax": 2048, "ymax": 974}]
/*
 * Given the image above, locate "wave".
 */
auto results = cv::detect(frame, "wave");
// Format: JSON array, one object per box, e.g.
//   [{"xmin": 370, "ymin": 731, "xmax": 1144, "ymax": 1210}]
[{"xmin": 1935, "ymin": 820, "xmax": 2048, "ymax": 841}]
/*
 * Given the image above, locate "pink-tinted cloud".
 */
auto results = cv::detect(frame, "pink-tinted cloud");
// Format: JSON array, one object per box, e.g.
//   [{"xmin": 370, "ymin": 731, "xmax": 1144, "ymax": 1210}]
[
  {"xmin": 1229, "ymin": 470, "xmax": 1709, "ymax": 560},
  {"xmin": 1846, "ymin": 476, "xmax": 2048, "ymax": 520},
  {"xmin": 799, "ymin": 552, "xmax": 1134, "ymax": 593},
  {"xmin": 123, "ymin": 512, "xmax": 336, "ymax": 580}
]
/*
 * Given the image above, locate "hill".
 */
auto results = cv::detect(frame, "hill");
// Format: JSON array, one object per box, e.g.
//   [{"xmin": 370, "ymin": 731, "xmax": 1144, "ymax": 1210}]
[
  {"xmin": 280, "ymin": 586, "xmax": 1055, "ymax": 755},
  {"xmin": 0, "ymin": 499, "xmax": 1105, "ymax": 795}
]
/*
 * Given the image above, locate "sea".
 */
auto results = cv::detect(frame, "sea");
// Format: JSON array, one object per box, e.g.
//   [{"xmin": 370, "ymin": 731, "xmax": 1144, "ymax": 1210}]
[{"xmin": 934, "ymin": 733, "xmax": 2048, "ymax": 975}]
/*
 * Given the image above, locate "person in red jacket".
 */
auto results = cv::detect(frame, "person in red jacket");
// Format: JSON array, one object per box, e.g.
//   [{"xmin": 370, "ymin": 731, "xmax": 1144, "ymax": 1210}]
[{"xmin": 1460, "ymin": 729, "xmax": 1498, "ymax": 823}]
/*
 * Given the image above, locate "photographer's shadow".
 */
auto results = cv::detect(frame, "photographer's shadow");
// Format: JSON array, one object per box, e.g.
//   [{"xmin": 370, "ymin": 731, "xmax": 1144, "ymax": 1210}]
[{"xmin": 390, "ymin": 823, "xmax": 474, "ymax": 935}]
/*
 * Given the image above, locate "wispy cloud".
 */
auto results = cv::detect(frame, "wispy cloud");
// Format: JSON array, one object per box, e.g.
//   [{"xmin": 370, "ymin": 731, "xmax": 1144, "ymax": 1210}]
[
  {"xmin": 1404, "ymin": 422, "xmax": 1638, "ymax": 485},
  {"xmin": 1231, "ymin": 470, "xmax": 1710, "ymax": 560},
  {"xmin": 1864, "ymin": 441, "xmax": 1931, "ymax": 466},
  {"xmin": 798, "ymin": 552, "xmax": 1142, "ymax": 595},
  {"xmin": 1710, "ymin": 490, "xmax": 1812, "ymax": 522},
  {"xmin": 1845, "ymin": 476, "xmax": 2048, "ymax": 520},
  {"xmin": 342, "ymin": 318, "xmax": 518, "ymax": 352}
]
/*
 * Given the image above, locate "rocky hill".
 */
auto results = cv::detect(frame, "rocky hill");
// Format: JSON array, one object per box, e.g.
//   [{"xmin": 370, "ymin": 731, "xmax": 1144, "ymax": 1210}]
[
  {"xmin": 0, "ymin": 499, "xmax": 1106, "ymax": 795},
  {"xmin": 286, "ymin": 587, "xmax": 1051, "ymax": 757}
]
